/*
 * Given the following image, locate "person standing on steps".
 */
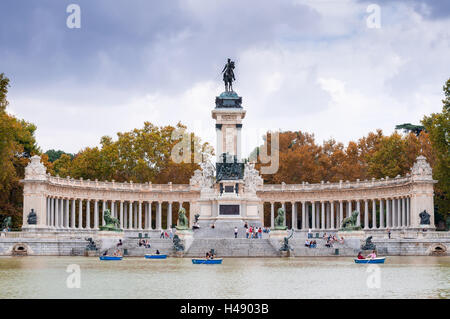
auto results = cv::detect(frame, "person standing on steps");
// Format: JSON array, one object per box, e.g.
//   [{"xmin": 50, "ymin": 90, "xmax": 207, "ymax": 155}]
[{"xmin": 234, "ymin": 226, "xmax": 238, "ymax": 238}]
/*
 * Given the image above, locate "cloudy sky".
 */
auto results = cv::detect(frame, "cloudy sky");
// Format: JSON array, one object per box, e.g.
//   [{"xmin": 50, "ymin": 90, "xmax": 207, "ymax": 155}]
[{"xmin": 1, "ymin": 0, "xmax": 449, "ymax": 156}]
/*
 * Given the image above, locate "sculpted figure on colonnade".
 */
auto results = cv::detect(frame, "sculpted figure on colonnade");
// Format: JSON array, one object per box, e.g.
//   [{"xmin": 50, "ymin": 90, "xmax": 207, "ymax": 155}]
[
  {"xmin": 274, "ymin": 208, "xmax": 287, "ymax": 230},
  {"xmin": 243, "ymin": 162, "xmax": 263, "ymax": 194},
  {"xmin": 340, "ymin": 211, "xmax": 361, "ymax": 231},
  {"xmin": 176, "ymin": 208, "xmax": 189, "ymax": 230},
  {"xmin": 100, "ymin": 209, "xmax": 121, "ymax": 231}
]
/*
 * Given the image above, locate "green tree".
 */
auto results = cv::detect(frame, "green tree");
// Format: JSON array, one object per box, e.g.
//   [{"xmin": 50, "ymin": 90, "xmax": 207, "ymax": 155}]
[
  {"xmin": 422, "ymin": 78, "xmax": 450, "ymax": 225},
  {"xmin": 45, "ymin": 149, "xmax": 74, "ymax": 163}
]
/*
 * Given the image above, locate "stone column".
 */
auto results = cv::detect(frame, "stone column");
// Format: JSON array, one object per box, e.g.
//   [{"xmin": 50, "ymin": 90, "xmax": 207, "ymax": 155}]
[
  {"xmin": 123, "ymin": 202, "xmax": 128, "ymax": 229},
  {"xmin": 364, "ymin": 199, "xmax": 369, "ymax": 230},
  {"xmin": 311, "ymin": 201, "xmax": 316, "ymax": 229},
  {"xmin": 49, "ymin": 197, "xmax": 54, "ymax": 227},
  {"xmin": 137, "ymin": 201, "xmax": 142, "ymax": 230},
  {"xmin": 406, "ymin": 197, "xmax": 410, "ymax": 227},
  {"xmin": 356, "ymin": 200, "xmax": 361, "ymax": 226},
  {"xmin": 118, "ymin": 201, "xmax": 123, "ymax": 229},
  {"xmin": 321, "ymin": 201, "xmax": 325, "ymax": 230},
  {"xmin": 128, "ymin": 201, "xmax": 133, "ymax": 230},
  {"xmin": 270, "ymin": 202, "xmax": 274, "ymax": 229},
  {"xmin": 347, "ymin": 200, "xmax": 351, "ymax": 218},
  {"xmin": 111, "ymin": 201, "xmax": 115, "ymax": 218},
  {"xmin": 77, "ymin": 199, "xmax": 82, "ymax": 229},
  {"xmin": 401, "ymin": 197, "xmax": 406, "ymax": 228},
  {"xmin": 386, "ymin": 198, "xmax": 391, "ymax": 228},
  {"xmin": 301, "ymin": 202, "xmax": 306, "ymax": 229},
  {"xmin": 134, "ymin": 202, "xmax": 138, "ymax": 229},
  {"xmin": 380, "ymin": 199, "xmax": 384, "ymax": 229},
  {"xmin": 64, "ymin": 199, "xmax": 69, "ymax": 228},
  {"xmin": 168, "ymin": 202, "xmax": 172, "ymax": 229},
  {"xmin": 102, "ymin": 201, "xmax": 106, "ymax": 226},
  {"xmin": 330, "ymin": 201, "xmax": 335, "ymax": 229},
  {"xmin": 326, "ymin": 202, "xmax": 331, "ymax": 229},
  {"xmin": 86, "ymin": 200, "xmax": 91, "ymax": 229},
  {"xmin": 94, "ymin": 200, "xmax": 99, "ymax": 229},
  {"xmin": 397, "ymin": 198, "xmax": 401, "ymax": 229},
  {"xmin": 339, "ymin": 200, "xmax": 343, "ymax": 229},
  {"xmin": 148, "ymin": 202, "xmax": 153, "ymax": 230},
  {"xmin": 372, "ymin": 199, "xmax": 377, "ymax": 229},
  {"xmin": 156, "ymin": 201, "xmax": 162, "ymax": 230},
  {"xmin": 55, "ymin": 198, "xmax": 59, "ymax": 229}
]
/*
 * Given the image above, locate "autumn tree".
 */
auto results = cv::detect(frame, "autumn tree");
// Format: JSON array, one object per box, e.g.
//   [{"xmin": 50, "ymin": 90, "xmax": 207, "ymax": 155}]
[{"xmin": 422, "ymin": 78, "xmax": 450, "ymax": 225}]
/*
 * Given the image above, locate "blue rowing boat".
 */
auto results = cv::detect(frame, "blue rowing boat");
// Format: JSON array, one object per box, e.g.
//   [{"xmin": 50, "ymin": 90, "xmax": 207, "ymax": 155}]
[
  {"xmin": 192, "ymin": 258, "xmax": 223, "ymax": 264},
  {"xmin": 99, "ymin": 256, "xmax": 123, "ymax": 261},
  {"xmin": 145, "ymin": 254, "xmax": 167, "ymax": 259},
  {"xmin": 354, "ymin": 257, "xmax": 386, "ymax": 264}
]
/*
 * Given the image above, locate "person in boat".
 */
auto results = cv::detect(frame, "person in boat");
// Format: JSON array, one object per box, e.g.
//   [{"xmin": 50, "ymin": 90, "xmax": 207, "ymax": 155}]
[
  {"xmin": 357, "ymin": 252, "xmax": 365, "ymax": 259},
  {"xmin": 156, "ymin": 249, "xmax": 160, "ymax": 255},
  {"xmin": 366, "ymin": 250, "xmax": 377, "ymax": 259},
  {"xmin": 117, "ymin": 239, "xmax": 123, "ymax": 248},
  {"xmin": 205, "ymin": 252, "xmax": 210, "ymax": 259},
  {"xmin": 103, "ymin": 250, "xmax": 108, "ymax": 256}
]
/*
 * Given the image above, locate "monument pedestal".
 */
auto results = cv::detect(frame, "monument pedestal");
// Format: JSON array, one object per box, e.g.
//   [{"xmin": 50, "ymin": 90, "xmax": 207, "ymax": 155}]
[
  {"xmin": 337, "ymin": 230, "xmax": 365, "ymax": 250},
  {"xmin": 269, "ymin": 229, "xmax": 289, "ymax": 239},
  {"xmin": 176, "ymin": 229, "xmax": 194, "ymax": 253}
]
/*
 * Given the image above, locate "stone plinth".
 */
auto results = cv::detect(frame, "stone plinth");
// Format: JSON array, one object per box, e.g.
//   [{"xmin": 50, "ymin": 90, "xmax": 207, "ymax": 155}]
[
  {"xmin": 337, "ymin": 230, "xmax": 365, "ymax": 250},
  {"xmin": 176, "ymin": 229, "xmax": 194, "ymax": 252},
  {"xmin": 95, "ymin": 231, "xmax": 124, "ymax": 239}
]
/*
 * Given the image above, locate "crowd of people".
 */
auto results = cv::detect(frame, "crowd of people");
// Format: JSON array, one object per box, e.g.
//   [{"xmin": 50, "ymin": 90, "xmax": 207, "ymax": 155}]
[
  {"xmin": 357, "ymin": 250, "xmax": 377, "ymax": 259},
  {"xmin": 138, "ymin": 239, "xmax": 151, "ymax": 248},
  {"xmin": 304, "ymin": 232, "xmax": 345, "ymax": 248},
  {"xmin": 159, "ymin": 229, "xmax": 173, "ymax": 239}
]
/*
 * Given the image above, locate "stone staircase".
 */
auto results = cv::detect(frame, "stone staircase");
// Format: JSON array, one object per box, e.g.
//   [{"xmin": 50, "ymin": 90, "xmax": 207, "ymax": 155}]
[
  {"xmin": 121, "ymin": 238, "xmax": 174, "ymax": 256},
  {"xmin": 185, "ymin": 238, "xmax": 279, "ymax": 257},
  {"xmin": 193, "ymin": 219, "xmax": 266, "ymax": 239}
]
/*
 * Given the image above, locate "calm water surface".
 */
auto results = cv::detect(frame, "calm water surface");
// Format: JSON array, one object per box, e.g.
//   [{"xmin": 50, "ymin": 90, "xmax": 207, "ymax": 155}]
[{"xmin": 0, "ymin": 256, "xmax": 448, "ymax": 298}]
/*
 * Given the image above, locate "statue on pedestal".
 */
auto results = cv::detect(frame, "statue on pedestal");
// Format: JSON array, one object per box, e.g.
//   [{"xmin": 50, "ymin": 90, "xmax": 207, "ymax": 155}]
[
  {"xmin": 361, "ymin": 236, "xmax": 376, "ymax": 250},
  {"xmin": 173, "ymin": 234, "xmax": 185, "ymax": 252},
  {"xmin": 99, "ymin": 209, "xmax": 121, "ymax": 231},
  {"xmin": 27, "ymin": 209, "xmax": 37, "ymax": 225},
  {"xmin": 176, "ymin": 207, "xmax": 189, "ymax": 230},
  {"xmin": 221, "ymin": 58, "xmax": 236, "ymax": 92},
  {"xmin": 280, "ymin": 229, "xmax": 294, "ymax": 252},
  {"xmin": 340, "ymin": 211, "xmax": 362, "ymax": 231},
  {"xmin": 419, "ymin": 210, "xmax": 431, "ymax": 225},
  {"xmin": 274, "ymin": 208, "xmax": 287, "ymax": 230}
]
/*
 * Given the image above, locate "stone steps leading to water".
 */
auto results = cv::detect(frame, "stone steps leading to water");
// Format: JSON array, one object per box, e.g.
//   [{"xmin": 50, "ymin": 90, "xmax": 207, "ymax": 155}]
[{"xmin": 185, "ymin": 238, "xmax": 278, "ymax": 257}]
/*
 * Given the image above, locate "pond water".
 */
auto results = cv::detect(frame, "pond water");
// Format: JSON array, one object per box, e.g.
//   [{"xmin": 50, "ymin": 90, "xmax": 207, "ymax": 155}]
[{"xmin": 0, "ymin": 256, "xmax": 448, "ymax": 298}]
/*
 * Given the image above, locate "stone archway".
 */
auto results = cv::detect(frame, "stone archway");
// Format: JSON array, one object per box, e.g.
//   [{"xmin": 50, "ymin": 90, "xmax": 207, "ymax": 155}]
[
  {"xmin": 428, "ymin": 243, "xmax": 447, "ymax": 256},
  {"xmin": 12, "ymin": 243, "xmax": 29, "ymax": 256}
]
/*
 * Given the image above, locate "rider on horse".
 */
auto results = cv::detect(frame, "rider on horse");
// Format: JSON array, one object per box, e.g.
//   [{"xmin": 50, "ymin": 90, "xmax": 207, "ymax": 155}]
[{"xmin": 221, "ymin": 58, "xmax": 235, "ymax": 92}]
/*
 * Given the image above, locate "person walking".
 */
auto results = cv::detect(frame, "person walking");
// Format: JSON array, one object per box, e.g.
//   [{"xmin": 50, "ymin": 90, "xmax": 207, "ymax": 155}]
[
  {"xmin": 246, "ymin": 227, "xmax": 249, "ymax": 239},
  {"xmin": 258, "ymin": 227, "xmax": 262, "ymax": 239},
  {"xmin": 234, "ymin": 227, "xmax": 238, "ymax": 238}
]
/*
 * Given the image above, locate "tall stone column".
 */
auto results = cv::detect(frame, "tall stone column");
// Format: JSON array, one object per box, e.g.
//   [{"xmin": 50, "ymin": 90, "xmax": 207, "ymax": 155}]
[
  {"xmin": 86, "ymin": 200, "xmax": 91, "ymax": 229},
  {"xmin": 110, "ymin": 201, "xmax": 114, "ymax": 218},
  {"xmin": 372, "ymin": 199, "xmax": 377, "ymax": 229},
  {"xmin": 311, "ymin": 201, "xmax": 316, "ymax": 229},
  {"xmin": 102, "ymin": 201, "xmax": 106, "ymax": 226},
  {"xmin": 123, "ymin": 202, "xmax": 128, "ymax": 229},
  {"xmin": 401, "ymin": 197, "xmax": 406, "ymax": 228},
  {"xmin": 64, "ymin": 199, "xmax": 69, "ymax": 228},
  {"xmin": 138, "ymin": 201, "xmax": 143, "ymax": 230},
  {"xmin": 380, "ymin": 199, "xmax": 384, "ymax": 229},
  {"xmin": 156, "ymin": 201, "xmax": 162, "ymax": 230},
  {"xmin": 119, "ymin": 201, "xmax": 124, "ymax": 229},
  {"xmin": 386, "ymin": 198, "xmax": 391, "ymax": 228},
  {"xmin": 321, "ymin": 201, "xmax": 325, "ymax": 230},
  {"xmin": 356, "ymin": 200, "xmax": 361, "ymax": 226},
  {"xmin": 291, "ymin": 202, "xmax": 296, "ymax": 229},
  {"xmin": 78, "ymin": 199, "xmax": 83, "ymax": 229},
  {"xmin": 134, "ymin": 202, "xmax": 138, "ymax": 229},
  {"xmin": 55, "ymin": 198, "xmax": 59, "ymax": 229},
  {"xmin": 301, "ymin": 202, "xmax": 306, "ymax": 229},
  {"xmin": 330, "ymin": 201, "xmax": 335, "ymax": 229},
  {"xmin": 94, "ymin": 200, "xmax": 99, "ymax": 229},
  {"xmin": 282, "ymin": 202, "xmax": 286, "ymax": 227},
  {"xmin": 406, "ymin": 197, "xmax": 410, "ymax": 227},
  {"xmin": 168, "ymin": 202, "xmax": 172, "ymax": 229},
  {"xmin": 148, "ymin": 202, "xmax": 153, "ymax": 230},
  {"xmin": 128, "ymin": 201, "xmax": 133, "ymax": 230},
  {"xmin": 397, "ymin": 198, "xmax": 401, "ymax": 229},
  {"xmin": 364, "ymin": 199, "xmax": 369, "ymax": 230},
  {"xmin": 339, "ymin": 200, "xmax": 343, "ymax": 229},
  {"xmin": 270, "ymin": 202, "xmax": 274, "ymax": 229},
  {"xmin": 50, "ymin": 197, "xmax": 54, "ymax": 227},
  {"xmin": 347, "ymin": 200, "xmax": 351, "ymax": 218}
]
